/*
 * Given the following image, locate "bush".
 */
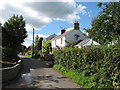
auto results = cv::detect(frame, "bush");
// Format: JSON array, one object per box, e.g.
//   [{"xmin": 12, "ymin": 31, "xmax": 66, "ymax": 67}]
[
  {"xmin": 2, "ymin": 47, "xmax": 19, "ymax": 62},
  {"xmin": 53, "ymin": 45, "xmax": 120, "ymax": 88},
  {"xmin": 26, "ymin": 50, "xmax": 32, "ymax": 55},
  {"xmin": 33, "ymin": 50, "xmax": 41, "ymax": 59}
]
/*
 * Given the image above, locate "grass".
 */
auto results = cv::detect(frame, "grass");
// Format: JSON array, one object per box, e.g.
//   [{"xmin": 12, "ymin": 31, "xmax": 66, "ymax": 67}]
[
  {"xmin": 22, "ymin": 55, "xmax": 45, "ymax": 61},
  {"xmin": 22, "ymin": 55, "xmax": 32, "ymax": 58},
  {"xmin": 52, "ymin": 64, "xmax": 112, "ymax": 88},
  {"xmin": 53, "ymin": 64, "xmax": 85, "ymax": 87}
]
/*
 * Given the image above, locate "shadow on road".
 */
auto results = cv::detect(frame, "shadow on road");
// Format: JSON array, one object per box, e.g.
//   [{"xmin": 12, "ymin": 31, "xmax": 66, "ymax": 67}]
[
  {"xmin": 20, "ymin": 57, "xmax": 50, "ymax": 74},
  {"xmin": 3, "ymin": 56, "xmax": 80, "ymax": 88}
]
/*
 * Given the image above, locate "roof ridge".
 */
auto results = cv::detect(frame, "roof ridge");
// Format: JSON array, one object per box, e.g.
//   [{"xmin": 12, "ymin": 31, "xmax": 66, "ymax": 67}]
[
  {"xmin": 51, "ymin": 29, "xmax": 74, "ymax": 40},
  {"xmin": 75, "ymin": 38, "xmax": 90, "ymax": 46}
]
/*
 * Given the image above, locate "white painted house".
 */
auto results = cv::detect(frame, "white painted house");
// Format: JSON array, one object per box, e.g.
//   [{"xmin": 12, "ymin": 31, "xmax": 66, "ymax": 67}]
[{"xmin": 51, "ymin": 21, "xmax": 88, "ymax": 50}]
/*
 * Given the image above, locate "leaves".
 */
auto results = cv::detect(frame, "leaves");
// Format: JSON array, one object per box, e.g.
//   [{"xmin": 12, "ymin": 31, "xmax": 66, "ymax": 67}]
[
  {"xmin": 34, "ymin": 35, "xmax": 43, "ymax": 51},
  {"xmin": 42, "ymin": 40, "xmax": 52, "ymax": 53},
  {"xmin": 2, "ymin": 14, "xmax": 27, "ymax": 49},
  {"xmin": 86, "ymin": 2, "xmax": 120, "ymax": 44},
  {"xmin": 53, "ymin": 45, "xmax": 120, "ymax": 88}
]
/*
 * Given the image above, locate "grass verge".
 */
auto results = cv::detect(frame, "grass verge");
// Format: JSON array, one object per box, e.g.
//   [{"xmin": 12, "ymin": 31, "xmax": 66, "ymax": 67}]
[
  {"xmin": 53, "ymin": 64, "xmax": 113, "ymax": 88},
  {"xmin": 22, "ymin": 55, "xmax": 32, "ymax": 58}
]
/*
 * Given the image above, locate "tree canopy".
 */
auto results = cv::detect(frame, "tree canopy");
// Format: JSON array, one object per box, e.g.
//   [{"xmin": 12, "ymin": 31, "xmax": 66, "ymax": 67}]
[
  {"xmin": 2, "ymin": 15, "xmax": 27, "ymax": 49},
  {"xmin": 34, "ymin": 35, "xmax": 43, "ymax": 51},
  {"xmin": 85, "ymin": 2, "xmax": 120, "ymax": 44},
  {"xmin": 42, "ymin": 40, "xmax": 52, "ymax": 53}
]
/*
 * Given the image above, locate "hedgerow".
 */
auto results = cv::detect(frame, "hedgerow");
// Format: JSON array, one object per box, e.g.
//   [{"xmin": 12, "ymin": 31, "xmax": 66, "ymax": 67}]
[{"xmin": 53, "ymin": 45, "xmax": 120, "ymax": 88}]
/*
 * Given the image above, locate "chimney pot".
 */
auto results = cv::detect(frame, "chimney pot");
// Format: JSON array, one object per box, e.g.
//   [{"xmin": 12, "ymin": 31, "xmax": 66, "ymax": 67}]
[
  {"xmin": 74, "ymin": 21, "xmax": 79, "ymax": 30},
  {"xmin": 61, "ymin": 28, "xmax": 66, "ymax": 34}
]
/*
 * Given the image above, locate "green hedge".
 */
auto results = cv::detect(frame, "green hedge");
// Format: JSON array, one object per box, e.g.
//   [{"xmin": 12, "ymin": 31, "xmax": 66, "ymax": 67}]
[{"xmin": 53, "ymin": 45, "xmax": 120, "ymax": 88}]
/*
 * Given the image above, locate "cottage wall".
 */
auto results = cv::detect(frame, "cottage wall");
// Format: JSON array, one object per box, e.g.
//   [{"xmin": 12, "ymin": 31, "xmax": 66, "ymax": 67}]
[
  {"xmin": 52, "ymin": 30, "xmax": 87, "ymax": 49},
  {"xmin": 52, "ymin": 37, "xmax": 66, "ymax": 48}
]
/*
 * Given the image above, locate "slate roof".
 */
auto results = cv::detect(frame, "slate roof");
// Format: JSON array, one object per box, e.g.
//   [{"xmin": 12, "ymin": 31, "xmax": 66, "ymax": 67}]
[
  {"xmin": 75, "ymin": 38, "xmax": 100, "ymax": 47},
  {"xmin": 75, "ymin": 38, "xmax": 90, "ymax": 46},
  {"xmin": 45, "ymin": 34, "xmax": 57, "ymax": 41},
  {"xmin": 51, "ymin": 29, "xmax": 74, "ymax": 41}
]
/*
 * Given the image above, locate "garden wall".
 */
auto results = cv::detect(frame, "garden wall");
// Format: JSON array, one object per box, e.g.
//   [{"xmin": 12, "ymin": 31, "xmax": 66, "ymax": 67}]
[{"xmin": 1, "ymin": 59, "xmax": 22, "ymax": 83}]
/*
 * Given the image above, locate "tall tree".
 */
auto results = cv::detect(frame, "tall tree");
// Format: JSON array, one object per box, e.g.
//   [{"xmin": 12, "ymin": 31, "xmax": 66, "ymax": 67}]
[
  {"xmin": 34, "ymin": 35, "xmax": 43, "ymax": 51},
  {"xmin": 2, "ymin": 14, "xmax": 27, "ymax": 48},
  {"xmin": 85, "ymin": 2, "xmax": 120, "ymax": 44},
  {"xmin": 34, "ymin": 35, "xmax": 39, "ymax": 50},
  {"xmin": 42, "ymin": 40, "xmax": 52, "ymax": 54},
  {"xmin": 38, "ymin": 37, "xmax": 43, "ymax": 50}
]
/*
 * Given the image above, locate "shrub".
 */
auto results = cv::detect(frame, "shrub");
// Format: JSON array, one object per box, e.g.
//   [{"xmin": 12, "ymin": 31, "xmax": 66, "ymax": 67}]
[
  {"xmin": 2, "ymin": 47, "xmax": 19, "ymax": 62},
  {"xmin": 53, "ymin": 45, "xmax": 120, "ymax": 88},
  {"xmin": 26, "ymin": 50, "xmax": 32, "ymax": 55}
]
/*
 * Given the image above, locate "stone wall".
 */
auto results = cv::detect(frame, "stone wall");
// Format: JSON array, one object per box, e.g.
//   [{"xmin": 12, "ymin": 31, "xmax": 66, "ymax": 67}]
[{"xmin": 1, "ymin": 59, "xmax": 22, "ymax": 83}]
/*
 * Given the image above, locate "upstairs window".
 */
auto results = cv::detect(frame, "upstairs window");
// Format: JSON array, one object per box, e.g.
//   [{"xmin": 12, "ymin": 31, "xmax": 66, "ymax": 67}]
[
  {"xmin": 61, "ymin": 38, "xmax": 63, "ymax": 44},
  {"xmin": 74, "ymin": 34, "xmax": 80, "ymax": 40},
  {"xmin": 55, "ymin": 40, "xmax": 56, "ymax": 45}
]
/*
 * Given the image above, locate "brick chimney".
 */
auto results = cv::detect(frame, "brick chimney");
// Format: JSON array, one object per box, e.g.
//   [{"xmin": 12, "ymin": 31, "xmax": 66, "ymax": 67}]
[
  {"xmin": 74, "ymin": 21, "xmax": 79, "ymax": 30},
  {"xmin": 61, "ymin": 28, "xmax": 66, "ymax": 34}
]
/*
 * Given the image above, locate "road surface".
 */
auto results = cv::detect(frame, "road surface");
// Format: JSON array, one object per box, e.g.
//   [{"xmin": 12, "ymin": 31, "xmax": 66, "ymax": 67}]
[{"xmin": 3, "ymin": 56, "xmax": 81, "ymax": 89}]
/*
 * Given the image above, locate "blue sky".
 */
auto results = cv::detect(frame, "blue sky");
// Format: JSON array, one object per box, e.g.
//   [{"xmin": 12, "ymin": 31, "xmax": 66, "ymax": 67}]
[
  {"xmin": 33, "ymin": 2, "xmax": 102, "ymax": 38},
  {"xmin": 1, "ymin": 0, "xmax": 116, "ymax": 47}
]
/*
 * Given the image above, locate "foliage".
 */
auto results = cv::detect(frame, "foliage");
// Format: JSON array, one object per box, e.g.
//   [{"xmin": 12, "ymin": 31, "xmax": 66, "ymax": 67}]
[
  {"xmin": 38, "ymin": 37, "xmax": 43, "ymax": 50},
  {"xmin": 2, "ymin": 47, "xmax": 20, "ymax": 62},
  {"xmin": 53, "ymin": 45, "xmax": 120, "ymax": 88},
  {"xmin": 26, "ymin": 50, "xmax": 32, "ymax": 56},
  {"xmin": 34, "ymin": 35, "xmax": 39, "ymax": 50},
  {"xmin": 19, "ymin": 45, "xmax": 27, "ymax": 54},
  {"xmin": 85, "ymin": 2, "xmax": 120, "ymax": 44},
  {"xmin": 22, "ymin": 55, "xmax": 32, "ymax": 58},
  {"xmin": 65, "ymin": 40, "xmax": 76, "ymax": 48},
  {"xmin": 53, "ymin": 65, "xmax": 98, "ymax": 88},
  {"xmin": 42, "ymin": 40, "xmax": 52, "ymax": 53},
  {"xmin": 2, "ymin": 15, "xmax": 27, "ymax": 62},
  {"xmin": 2, "ymin": 14, "xmax": 27, "ymax": 49},
  {"xmin": 34, "ymin": 35, "xmax": 43, "ymax": 51}
]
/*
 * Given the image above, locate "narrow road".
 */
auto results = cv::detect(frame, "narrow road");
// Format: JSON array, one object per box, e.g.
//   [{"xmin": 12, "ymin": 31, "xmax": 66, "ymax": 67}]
[{"xmin": 3, "ymin": 56, "xmax": 80, "ymax": 89}]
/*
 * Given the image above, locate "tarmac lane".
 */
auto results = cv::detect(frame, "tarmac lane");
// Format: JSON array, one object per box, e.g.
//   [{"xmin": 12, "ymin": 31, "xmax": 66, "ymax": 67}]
[{"xmin": 3, "ymin": 56, "xmax": 81, "ymax": 89}]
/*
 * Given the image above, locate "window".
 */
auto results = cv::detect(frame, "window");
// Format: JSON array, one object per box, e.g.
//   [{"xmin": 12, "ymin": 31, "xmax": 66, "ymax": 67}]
[
  {"xmin": 61, "ymin": 38, "xmax": 63, "ymax": 44},
  {"xmin": 55, "ymin": 40, "xmax": 56, "ymax": 45},
  {"xmin": 74, "ymin": 34, "xmax": 80, "ymax": 40}
]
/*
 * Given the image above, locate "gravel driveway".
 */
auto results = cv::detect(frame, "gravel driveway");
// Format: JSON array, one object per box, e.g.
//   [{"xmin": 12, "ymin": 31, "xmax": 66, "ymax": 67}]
[{"xmin": 3, "ymin": 56, "xmax": 81, "ymax": 89}]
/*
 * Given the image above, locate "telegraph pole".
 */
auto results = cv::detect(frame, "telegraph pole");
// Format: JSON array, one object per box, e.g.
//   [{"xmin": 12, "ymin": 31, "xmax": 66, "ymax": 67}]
[{"xmin": 32, "ymin": 28, "xmax": 34, "ymax": 57}]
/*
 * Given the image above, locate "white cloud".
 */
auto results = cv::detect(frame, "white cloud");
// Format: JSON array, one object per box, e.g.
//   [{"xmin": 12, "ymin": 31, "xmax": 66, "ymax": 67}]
[
  {"xmin": 25, "ymin": 33, "xmax": 48, "ymax": 42},
  {"xmin": 0, "ymin": 0, "xmax": 86, "ymax": 31},
  {"xmin": 22, "ymin": 42, "xmax": 31, "ymax": 48},
  {"xmin": 66, "ymin": 27, "xmax": 74, "ymax": 31},
  {"xmin": 22, "ymin": 33, "xmax": 48, "ymax": 47},
  {"xmin": 0, "ymin": 0, "xmax": 87, "ymax": 47},
  {"xmin": 57, "ymin": 27, "xmax": 73, "ymax": 35}
]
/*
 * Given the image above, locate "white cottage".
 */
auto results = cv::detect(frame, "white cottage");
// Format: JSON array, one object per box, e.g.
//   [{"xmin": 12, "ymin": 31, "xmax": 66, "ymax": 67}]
[{"xmin": 51, "ymin": 21, "xmax": 88, "ymax": 51}]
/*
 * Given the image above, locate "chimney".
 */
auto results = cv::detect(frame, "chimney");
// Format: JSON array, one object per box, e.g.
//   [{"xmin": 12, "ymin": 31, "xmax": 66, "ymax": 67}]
[
  {"xmin": 74, "ymin": 21, "xmax": 79, "ymax": 30},
  {"xmin": 61, "ymin": 28, "xmax": 66, "ymax": 34}
]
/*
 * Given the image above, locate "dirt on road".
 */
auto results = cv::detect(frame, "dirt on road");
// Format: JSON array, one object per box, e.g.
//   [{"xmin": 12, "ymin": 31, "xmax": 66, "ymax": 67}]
[{"xmin": 3, "ymin": 56, "xmax": 81, "ymax": 89}]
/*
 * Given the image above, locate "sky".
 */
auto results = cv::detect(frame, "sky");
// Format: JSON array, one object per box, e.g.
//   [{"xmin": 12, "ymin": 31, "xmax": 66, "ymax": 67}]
[{"xmin": 0, "ymin": 0, "xmax": 119, "ymax": 47}]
